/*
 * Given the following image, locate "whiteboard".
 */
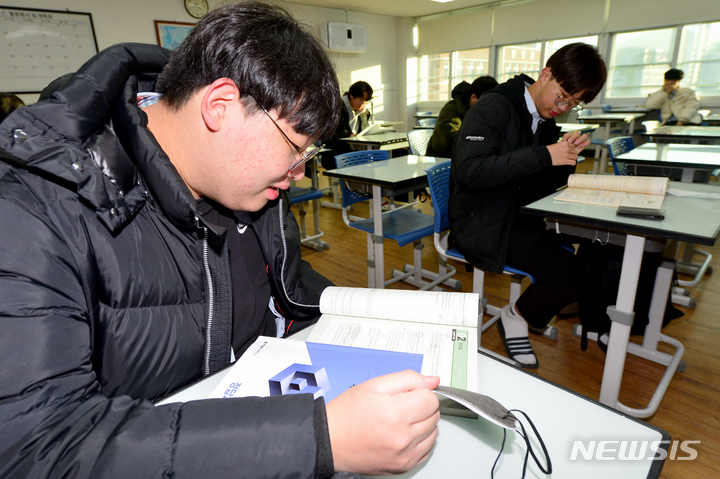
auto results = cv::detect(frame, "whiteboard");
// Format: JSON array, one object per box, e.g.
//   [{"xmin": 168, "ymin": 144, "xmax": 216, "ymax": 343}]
[{"xmin": 0, "ymin": 6, "xmax": 98, "ymax": 94}]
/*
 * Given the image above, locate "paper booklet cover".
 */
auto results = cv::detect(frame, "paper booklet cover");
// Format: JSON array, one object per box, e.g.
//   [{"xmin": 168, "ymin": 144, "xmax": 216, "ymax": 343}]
[{"xmin": 209, "ymin": 336, "xmax": 422, "ymax": 402}]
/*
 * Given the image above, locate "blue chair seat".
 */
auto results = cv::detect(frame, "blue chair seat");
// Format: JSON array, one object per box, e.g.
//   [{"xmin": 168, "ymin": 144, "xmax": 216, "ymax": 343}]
[
  {"xmin": 288, "ymin": 185, "xmax": 323, "ymax": 204},
  {"xmin": 348, "ymin": 209, "xmax": 435, "ymax": 248}
]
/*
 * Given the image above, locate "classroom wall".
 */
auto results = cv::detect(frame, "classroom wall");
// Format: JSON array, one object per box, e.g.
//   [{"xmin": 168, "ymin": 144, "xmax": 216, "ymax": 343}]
[{"xmin": 6, "ymin": 0, "xmax": 401, "ymax": 124}]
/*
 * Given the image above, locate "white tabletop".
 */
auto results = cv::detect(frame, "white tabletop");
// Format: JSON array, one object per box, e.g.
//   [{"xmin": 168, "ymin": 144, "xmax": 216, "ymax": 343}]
[
  {"xmin": 557, "ymin": 122, "xmax": 600, "ymax": 133},
  {"xmin": 522, "ymin": 181, "xmax": 720, "ymax": 246},
  {"xmin": 616, "ymin": 143, "xmax": 720, "ymax": 170},
  {"xmin": 340, "ymin": 131, "xmax": 409, "ymax": 145},
  {"xmin": 323, "ymin": 155, "xmax": 449, "ymax": 189},
  {"xmin": 579, "ymin": 112, "xmax": 646, "ymax": 122},
  {"xmin": 645, "ymin": 125, "xmax": 720, "ymax": 140},
  {"xmin": 158, "ymin": 327, "xmax": 667, "ymax": 479}
]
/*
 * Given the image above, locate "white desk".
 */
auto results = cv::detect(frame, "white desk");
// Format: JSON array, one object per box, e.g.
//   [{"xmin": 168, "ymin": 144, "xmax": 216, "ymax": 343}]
[
  {"xmin": 323, "ymin": 155, "xmax": 449, "ymax": 289},
  {"xmin": 522, "ymin": 182, "xmax": 720, "ymax": 417},
  {"xmin": 340, "ymin": 131, "xmax": 409, "ymax": 152},
  {"xmin": 579, "ymin": 113, "xmax": 647, "ymax": 175},
  {"xmin": 616, "ymin": 142, "xmax": 720, "ymax": 183},
  {"xmin": 705, "ymin": 113, "xmax": 720, "ymax": 126},
  {"xmin": 158, "ymin": 327, "xmax": 668, "ymax": 479},
  {"xmin": 557, "ymin": 122, "xmax": 600, "ymax": 135},
  {"xmin": 615, "ymin": 143, "xmax": 720, "ymax": 307},
  {"xmin": 645, "ymin": 125, "xmax": 720, "ymax": 144}
]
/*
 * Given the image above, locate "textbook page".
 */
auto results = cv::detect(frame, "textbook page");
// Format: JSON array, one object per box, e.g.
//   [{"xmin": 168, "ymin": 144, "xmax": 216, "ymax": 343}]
[
  {"xmin": 554, "ymin": 188, "xmax": 665, "ymax": 208},
  {"xmin": 556, "ymin": 175, "xmax": 668, "ymax": 209},
  {"xmin": 356, "ymin": 123, "xmax": 382, "ymax": 137},
  {"xmin": 567, "ymin": 174, "xmax": 669, "ymax": 195},
  {"xmin": 309, "ymin": 288, "xmax": 480, "ymax": 392},
  {"xmin": 319, "ymin": 287, "xmax": 479, "ymax": 327}
]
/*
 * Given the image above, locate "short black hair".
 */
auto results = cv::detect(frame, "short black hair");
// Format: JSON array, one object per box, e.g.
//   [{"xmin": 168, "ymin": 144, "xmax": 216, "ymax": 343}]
[
  {"xmin": 546, "ymin": 43, "xmax": 607, "ymax": 103},
  {"xmin": 0, "ymin": 93, "xmax": 25, "ymax": 123},
  {"xmin": 665, "ymin": 68, "xmax": 684, "ymax": 81},
  {"xmin": 156, "ymin": 1, "xmax": 340, "ymax": 142},
  {"xmin": 469, "ymin": 76, "xmax": 498, "ymax": 100},
  {"xmin": 347, "ymin": 81, "xmax": 373, "ymax": 100}
]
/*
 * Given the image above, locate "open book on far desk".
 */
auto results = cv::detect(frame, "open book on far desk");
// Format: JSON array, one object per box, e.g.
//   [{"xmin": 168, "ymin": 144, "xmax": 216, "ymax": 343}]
[
  {"xmin": 554, "ymin": 174, "xmax": 669, "ymax": 209},
  {"xmin": 356, "ymin": 122, "xmax": 394, "ymax": 136}
]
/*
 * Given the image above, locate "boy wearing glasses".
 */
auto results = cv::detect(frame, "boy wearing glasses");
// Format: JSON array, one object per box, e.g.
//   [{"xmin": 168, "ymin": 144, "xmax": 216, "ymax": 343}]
[
  {"xmin": 0, "ymin": 2, "xmax": 440, "ymax": 478},
  {"xmin": 450, "ymin": 43, "xmax": 607, "ymax": 368}
]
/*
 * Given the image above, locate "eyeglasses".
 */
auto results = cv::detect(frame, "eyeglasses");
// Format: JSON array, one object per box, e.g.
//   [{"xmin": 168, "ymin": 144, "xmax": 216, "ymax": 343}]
[
  {"xmin": 553, "ymin": 80, "xmax": 583, "ymax": 111},
  {"xmin": 249, "ymin": 94, "xmax": 323, "ymax": 172}
]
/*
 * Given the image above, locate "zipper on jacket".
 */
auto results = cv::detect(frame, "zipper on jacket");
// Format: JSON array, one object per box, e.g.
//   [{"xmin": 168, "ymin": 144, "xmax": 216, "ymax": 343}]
[
  {"xmin": 277, "ymin": 196, "xmax": 316, "ymax": 310},
  {"xmin": 202, "ymin": 226, "xmax": 215, "ymax": 376}
]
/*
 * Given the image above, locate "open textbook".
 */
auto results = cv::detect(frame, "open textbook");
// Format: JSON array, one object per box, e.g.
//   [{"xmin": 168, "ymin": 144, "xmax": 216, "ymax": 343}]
[
  {"xmin": 357, "ymin": 122, "xmax": 393, "ymax": 136},
  {"xmin": 307, "ymin": 287, "xmax": 480, "ymax": 395},
  {"xmin": 209, "ymin": 336, "xmax": 423, "ymax": 402},
  {"xmin": 554, "ymin": 174, "xmax": 669, "ymax": 209}
]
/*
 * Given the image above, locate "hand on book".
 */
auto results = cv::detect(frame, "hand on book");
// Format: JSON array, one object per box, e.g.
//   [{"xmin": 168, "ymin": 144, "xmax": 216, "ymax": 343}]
[
  {"xmin": 548, "ymin": 131, "xmax": 590, "ymax": 166},
  {"xmin": 326, "ymin": 370, "xmax": 441, "ymax": 475}
]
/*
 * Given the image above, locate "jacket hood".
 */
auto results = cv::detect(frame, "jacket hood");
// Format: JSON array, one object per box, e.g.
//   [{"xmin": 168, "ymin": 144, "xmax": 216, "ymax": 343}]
[
  {"xmin": 0, "ymin": 43, "xmax": 201, "ymax": 232},
  {"xmin": 493, "ymin": 74, "xmax": 536, "ymax": 113}
]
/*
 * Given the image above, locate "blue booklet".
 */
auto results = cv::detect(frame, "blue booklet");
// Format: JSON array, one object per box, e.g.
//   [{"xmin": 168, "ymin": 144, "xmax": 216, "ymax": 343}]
[{"xmin": 209, "ymin": 336, "xmax": 423, "ymax": 402}]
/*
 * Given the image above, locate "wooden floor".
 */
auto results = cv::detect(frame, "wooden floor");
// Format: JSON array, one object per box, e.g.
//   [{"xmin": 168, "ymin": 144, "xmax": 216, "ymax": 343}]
[{"xmin": 292, "ymin": 159, "xmax": 719, "ymax": 479}]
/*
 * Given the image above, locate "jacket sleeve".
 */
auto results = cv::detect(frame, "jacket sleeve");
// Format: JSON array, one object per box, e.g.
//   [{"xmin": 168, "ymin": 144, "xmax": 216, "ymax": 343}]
[
  {"xmin": 0, "ymin": 193, "xmax": 330, "ymax": 479},
  {"xmin": 452, "ymin": 94, "xmax": 551, "ymax": 191},
  {"xmin": 676, "ymin": 89, "xmax": 699, "ymax": 124},
  {"xmin": 645, "ymin": 89, "xmax": 668, "ymax": 110}
]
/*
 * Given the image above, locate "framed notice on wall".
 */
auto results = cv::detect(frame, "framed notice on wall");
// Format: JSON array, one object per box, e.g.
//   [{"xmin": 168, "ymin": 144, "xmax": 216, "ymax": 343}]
[
  {"xmin": 0, "ymin": 6, "xmax": 98, "ymax": 94},
  {"xmin": 154, "ymin": 20, "xmax": 195, "ymax": 50}
]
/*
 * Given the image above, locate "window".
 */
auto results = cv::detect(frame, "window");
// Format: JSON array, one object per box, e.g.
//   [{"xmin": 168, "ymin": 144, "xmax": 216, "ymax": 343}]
[
  {"xmin": 452, "ymin": 48, "xmax": 490, "ymax": 86},
  {"xmin": 498, "ymin": 42, "xmax": 541, "ymax": 83},
  {"xmin": 606, "ymin": 28, "xmax": 676, "ymax": 99},
  {"xmin": 419, "ymin": 52, "xmax": 450, "ymax": 101},
  {"xmin": 545, "ymin": 36, "xmax": 599, "ymax": 59},
  {"xmin": 677, "ymin": 21, "xmax": 720, "ymax": 97}
]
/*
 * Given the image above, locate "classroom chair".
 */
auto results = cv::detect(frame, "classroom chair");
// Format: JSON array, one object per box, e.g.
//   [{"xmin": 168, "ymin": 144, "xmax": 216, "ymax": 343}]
[
  {"xmin": 288, "ymin": 185, "xmax": 328, "ymax": 251},
  {"xmin": 406, "ymin": 129, "xmax": 434, "ymax": 156},
  {"xmin": 424, "ymin": 161, "xmax": 558, "ymax": 346},
  {"xmin": 606, "ymin": 136, "xmax": 634, "ymax": 176},
  {"xmin": 336, "ymin": 151, "xmax": 459, "ymax": 291}
]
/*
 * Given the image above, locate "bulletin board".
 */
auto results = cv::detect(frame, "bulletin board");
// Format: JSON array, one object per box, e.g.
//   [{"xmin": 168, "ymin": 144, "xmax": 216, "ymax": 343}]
[{"xmin": 0, "ymin": 6, "xmax": 98, "ymax": 94}]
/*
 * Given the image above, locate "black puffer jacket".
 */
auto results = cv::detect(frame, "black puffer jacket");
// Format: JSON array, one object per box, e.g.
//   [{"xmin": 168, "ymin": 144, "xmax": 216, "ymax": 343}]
[
  {"xmin": 0, "ymin": 43, "xmax": 334, "ymax": 478},
  {"xmin": 449, "ymin": 74, "xmax": 573, "ymax": 273}
]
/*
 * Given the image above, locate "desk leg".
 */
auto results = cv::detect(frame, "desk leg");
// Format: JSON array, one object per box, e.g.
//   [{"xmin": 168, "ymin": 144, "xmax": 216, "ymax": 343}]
[
  {"xmin": 596, "ymin": 123, "xmax": 611, "ymax": 175},
  {"xmin": 599, "ymin": 234, "xmax": 645, "ymax": 407},
  {"xmin": 372, "ymin": 185, "xmax": 385, "ymax": 288}
]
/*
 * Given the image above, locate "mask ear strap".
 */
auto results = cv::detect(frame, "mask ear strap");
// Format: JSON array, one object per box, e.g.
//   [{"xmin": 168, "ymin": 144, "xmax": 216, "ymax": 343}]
[{"xmin": 490, "ymin": 409, "xmax": 553, "ymax": 479}]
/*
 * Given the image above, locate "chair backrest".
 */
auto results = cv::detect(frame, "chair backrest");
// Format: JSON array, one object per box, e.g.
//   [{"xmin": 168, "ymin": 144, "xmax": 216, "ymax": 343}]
[
  {"xmin": 334, "ymin": 149, "xmax": 390, "ymax": 208},
  {"xmin": 335, "ymin": 149, "xmax": 389, "ymax": 169},
  {"xmin": 425, "ymin": 161, "xmax": 452, "ymax": 234},
  {"xmin": 606, "ymin": 136, "xmax": 635, "ymax": 176},
  {"xmin": 406, "ymin": 129, "xmax": 434, "ymax": 156},
  {"xmin": 601, "ymin": 104, "xmax": 612, "ymax": 113},
  {"xmin": 417, "ymin": 118, "xmax": 437, "ymax": 127},
  {"xmin": 577, "ymin": 109, "xmax": 592, "ymax": 123}
]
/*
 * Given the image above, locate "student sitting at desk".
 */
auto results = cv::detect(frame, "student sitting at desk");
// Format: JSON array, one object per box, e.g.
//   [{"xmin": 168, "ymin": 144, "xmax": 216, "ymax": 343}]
[
  {"xmin": 321, "ymin": 80, "xmax": 374, "ymax": 170},
  {"xmin": 450, "ymin": 43, "xmax": 607, "ymax": 368},
  {"xmin": 426, "ymin": 76, "xmax": 498, "ymax": 158},
  {"xmin": 0, "ymin": 3, "xmax": 441, "ymax": 478},
  {"xmin": 646, "ymin": 68, "xmax": 702, "ymax": 126}
]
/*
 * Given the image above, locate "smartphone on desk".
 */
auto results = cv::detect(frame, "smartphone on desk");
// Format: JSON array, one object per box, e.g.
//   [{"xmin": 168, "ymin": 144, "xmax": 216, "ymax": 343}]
[{"xmin": 616, "ymin": 206, "xmax": 665, "ymax": 220}]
